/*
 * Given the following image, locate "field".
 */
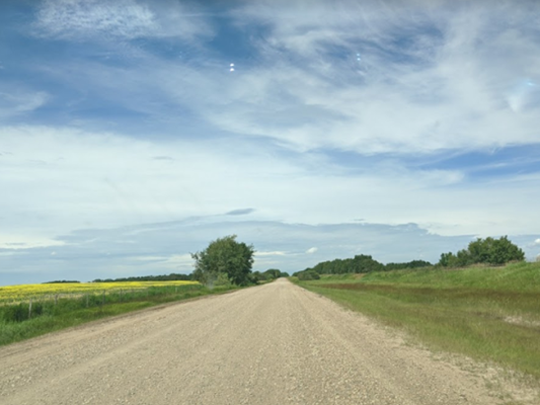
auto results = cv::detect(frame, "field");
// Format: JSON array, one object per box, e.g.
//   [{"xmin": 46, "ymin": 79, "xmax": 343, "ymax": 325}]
[
  {"xmin": 0, "ymin": 280, "xmax": 199, "ymax": 305},
  {"xmin": 0, "ymin": 280, "xmax": 236, "ymax": 346},
  {"xmin": 294, "ymin": 261, "xmax": 540, "ymax": 380}
]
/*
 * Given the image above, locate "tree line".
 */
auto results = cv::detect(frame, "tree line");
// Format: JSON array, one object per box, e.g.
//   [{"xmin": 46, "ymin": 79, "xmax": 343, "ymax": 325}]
[
  {"xmin": 293, "ymin": 236, "xmax": 525, "ymax": 280},
  {"xmin": 293, "ymin": 255, "xmax": 432, "ymax": 280},
  {"xmin": 92, "ymin": 273, "xmax": 193, "ymax": 283},
  {"xmin": 251, "ymin": 268, "xmax": 290, "ymax": 282}
]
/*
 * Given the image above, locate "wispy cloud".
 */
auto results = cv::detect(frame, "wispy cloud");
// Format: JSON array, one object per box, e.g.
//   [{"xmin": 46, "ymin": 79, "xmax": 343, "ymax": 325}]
[
  {"xmin": 35, "ymin": 0, "xmax": 154, "ymax": 40},
  {"xmin": 152, "ymin": 156, "xmax": 174, "ymax": 161},
  {"xmin": 255, "ymin": 251, "xmax": 288, "ymax": 257},
  {"xmin": 33, "ymin": 0, "xmax": 212, "ymax": 41},
  {"xmin": 21, "ymin": 1, "xmax": 540, "ymax": 156},
  {"xmin": 2, "ymin": 126, "xmax": 539, "ymax": 241},
  {"xmin": 219, "ymin": 0, "xmax": 540, "ymax": 154},
  {"xmin": 0, "ymin": 88, "xmax": 49, "ymax": 120},
  {"xmin": 226, "ymin": 208, "xmax": 255, "ymax": 216}
]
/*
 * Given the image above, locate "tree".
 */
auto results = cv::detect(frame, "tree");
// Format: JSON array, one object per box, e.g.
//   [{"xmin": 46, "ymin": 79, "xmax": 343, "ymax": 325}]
[
  {"xmin": 191, "ymin": 235, "xmax": 255, "ymax": 286},
  {"xmin": 438, "ymin": 236, "xmax": 524, "ymax": 267},
  {"xmin": 302, "ymin": 254, "xmax": 385, "ymax": 275},
  {"xmin": 487, "ymin": 236, "xmax": 525, "ymax": 265},
  {"xmin": 251, "ymin": 269, "xmax": 289, "ymax": 284},
  {"xmin": 296, "ymin": 269, "xmax": 320, "ymax": 280}
]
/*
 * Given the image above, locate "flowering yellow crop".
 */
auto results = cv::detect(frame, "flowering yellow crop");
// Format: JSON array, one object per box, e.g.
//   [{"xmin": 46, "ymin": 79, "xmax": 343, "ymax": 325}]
[{"xmin": 0, "ymin": 280, "xmax": 199, "ymax": 304}]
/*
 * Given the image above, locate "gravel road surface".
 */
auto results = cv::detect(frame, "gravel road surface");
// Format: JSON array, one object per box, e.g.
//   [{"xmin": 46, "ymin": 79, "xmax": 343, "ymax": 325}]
[{"xmin": 0, "ymin": 279, "xmax": 531, "ymax": 404}]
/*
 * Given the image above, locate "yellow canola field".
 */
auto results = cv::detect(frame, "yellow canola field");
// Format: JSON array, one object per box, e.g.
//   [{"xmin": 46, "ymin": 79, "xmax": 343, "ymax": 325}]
[{"xmin": 0, "ymin": 280, "xmax": 199, "ymax": 304}]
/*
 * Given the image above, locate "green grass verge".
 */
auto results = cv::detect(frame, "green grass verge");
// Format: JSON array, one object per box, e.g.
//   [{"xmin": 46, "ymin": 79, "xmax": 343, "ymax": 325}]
[
  {"xmin": 0, "ymin": 284, "xmax": 238, "ymax": 347},
  {"xmin": 294, "ymin": 262, "xmax": 540, "ymax": 379}
]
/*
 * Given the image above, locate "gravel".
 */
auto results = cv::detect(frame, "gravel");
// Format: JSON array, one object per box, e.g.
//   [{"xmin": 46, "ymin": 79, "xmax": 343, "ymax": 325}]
[{"xmin": 0, "ymin": 278, "xmax": 534, "ymax": 404}]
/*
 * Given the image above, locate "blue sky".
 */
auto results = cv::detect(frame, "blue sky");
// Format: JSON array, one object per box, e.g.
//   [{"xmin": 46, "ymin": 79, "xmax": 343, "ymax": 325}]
[{"xmin": 1, "ymin": 0, "xmax": 540, "ymax": 285}]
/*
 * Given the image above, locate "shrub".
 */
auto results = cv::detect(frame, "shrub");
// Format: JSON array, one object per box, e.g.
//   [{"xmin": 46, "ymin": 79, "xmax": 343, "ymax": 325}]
[
  {"xmin": 439, "ymin": 236, "xmax": 525, "ymax": 267},
  {"xmin": 297, "ymin": 270, "xmax": 321, "ymax": 281},
  {"xmin": 2, "ymin": 304, "xmax": 28, "ymax": 322}
]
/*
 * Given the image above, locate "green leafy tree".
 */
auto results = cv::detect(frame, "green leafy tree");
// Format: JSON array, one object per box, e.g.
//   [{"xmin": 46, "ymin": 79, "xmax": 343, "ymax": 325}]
[
  {"xmin": 438, "ymin": 236, "xmax": 524, "ymax": 267},
  {"xmin": 251, "ymin": 271, "xmax": 266, "ymax": 282},
  {"xmin": 191, "ymin": 235, "xmax": 255, "ymax": 286},
  {"xmin": 251, "ymin": 269, "xmax": 289, "ymax": 284},
  {"xmin": 311, "ymin": 254, "xmax": 384, "ymax": 274},
  {"xmin": 263, "ymin": 269, "xmax": 286, "ymax": 279},
  {"xmin": 439, "ymin": 252, "xmax": 461, "ymax": 267},
  {"xmin": 468, "ymin": 237, "xmax": 493, "ymax": 263},
  {"xmin": 487, "ymin": 236, "xmax": 525, "ymax": 264},
  {"xmin": 296, "ymin": 269, "xmax": 320, "ymax": 280},
  {"xmin": 455, "ymin": 249, "xmax": 473, "ymax": 267}
]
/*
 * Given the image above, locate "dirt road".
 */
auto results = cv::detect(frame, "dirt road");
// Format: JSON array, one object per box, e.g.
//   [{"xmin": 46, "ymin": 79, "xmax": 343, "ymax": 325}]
[{"xmin": 0, "ymin": 279, "xmax": 531, "ymax": 404}]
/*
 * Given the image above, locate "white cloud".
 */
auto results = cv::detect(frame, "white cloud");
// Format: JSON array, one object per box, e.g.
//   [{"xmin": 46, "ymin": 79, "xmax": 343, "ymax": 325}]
[
  {"xmin": 306, "ymin": 247, "xmax": 318, "ymax": 254},
  {"xmin": 34, "ymin": 0, "xmax": 212, "ymax": 41},
  {"xmin": 154, "ymin": 254, "xmax": 194, "ymax": 272},
  {"xmin": 255, "ymin": 251, "xmax": 288, "ymax": 257},
  {"xmin": 35, "ymin": 0, "xmax": 155, "ymax": 39},
  {"xmin": 0, "ymin": 89, "xmax": 48, "ymax": 119},
  {"xmin": 535, "ymin": 239, "xmax": 540, "ymax": 245},
  {"xmin": 2, "ymin": 125, "xmax": 540, "ymax": 246},
  {"xmin": 24, "ymin": 1, "xmax": 540, "ymax": 158},
  {"xmin": 133, "ymin": 255, "xmax": 166, "ymax": 262},
  {"xmin": 0, "ymin": 234, "xmax": 65, "ymax": 250},
  {"xmin": 217, "ymin": 0, "xmax": 540, "ymax": 154},
  {"xmin": 0, "ymin": 125, "xmax": 305, "ymax": 238}
]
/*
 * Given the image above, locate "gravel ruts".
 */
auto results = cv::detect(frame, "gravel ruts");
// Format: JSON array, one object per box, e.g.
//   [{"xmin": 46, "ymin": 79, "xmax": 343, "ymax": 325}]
[{"xmin": 0, "ymin": 278, "xmax": 529, "ymax": 404}]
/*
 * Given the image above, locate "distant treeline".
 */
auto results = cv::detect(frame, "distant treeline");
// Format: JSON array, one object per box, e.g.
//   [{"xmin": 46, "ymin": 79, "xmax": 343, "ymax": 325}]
[
  {"xmin": 92, "ymin": 273, "xmax": 193, "ymax": 283},
  {"xmin": 251, "ymin": 268, "xmax": 289, "ymax": 282},
  {"xmin": 293, "ymin": 236, "xmax": 525, "ymax": 280},
  {"xmin": 384, "ymin": 260, "xmax": 435, "ymax": 270},
  {"xmin": 293, "ymin": 255, "xmax": 432, "ymax": 280},
  {"xmin": 43, "ymin": 280, "xmax": 81, "ymax": 284}
]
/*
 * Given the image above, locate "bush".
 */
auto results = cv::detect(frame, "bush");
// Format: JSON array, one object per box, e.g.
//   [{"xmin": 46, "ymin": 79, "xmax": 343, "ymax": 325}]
[
  {"xmin": 439, "ymin": 236, "xmax": 525, "ymax": 267},
  {"xmin": 2, "ymin": 304, "xmax": 28, "ymax": 322},
  {"xmin": 297, "ymin": 270, "xmax": 320, "ymax": 281}
]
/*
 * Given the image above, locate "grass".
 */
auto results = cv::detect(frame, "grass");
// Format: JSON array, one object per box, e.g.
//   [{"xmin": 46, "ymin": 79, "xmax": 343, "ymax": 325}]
[
  {"xmin": 294, "ymin": 261, "xmax": 540, "ymax": 380},
  {"xmin": 0, "ymin": 283, "xmax": 238, "ymax": 346}
]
